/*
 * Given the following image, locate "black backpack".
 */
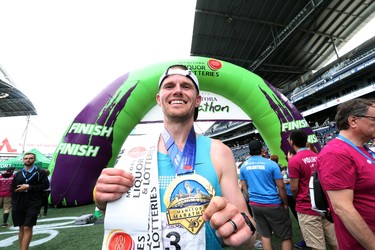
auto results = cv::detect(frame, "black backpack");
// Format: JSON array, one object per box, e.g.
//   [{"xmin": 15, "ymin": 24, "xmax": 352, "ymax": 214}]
[{"xmin": 309, "ymin": 170, "xmax": 333, "ymax": 223}]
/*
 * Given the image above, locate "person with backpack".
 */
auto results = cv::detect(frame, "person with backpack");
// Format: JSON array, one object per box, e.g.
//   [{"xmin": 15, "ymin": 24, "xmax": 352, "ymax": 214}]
[
  {"xmin": 288, "ymin": 129, "xmax": 338, "ymax": 250},
  {"xmin": 12, "ymin": 152, "xmax": 49, "ymax": 250},
  {"xmin": 317, "ymin": 98, "xmax": 375, "ymax": 249},
  {"xmin": 285, "ymin": 148, "xmax": 308, "ymax": 249}
]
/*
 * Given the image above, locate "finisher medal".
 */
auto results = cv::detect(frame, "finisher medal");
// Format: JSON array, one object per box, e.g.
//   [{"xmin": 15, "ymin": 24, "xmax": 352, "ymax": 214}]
[{"xmin": 163, "ymin": 174, "xmax": 215, "ymax": 234}]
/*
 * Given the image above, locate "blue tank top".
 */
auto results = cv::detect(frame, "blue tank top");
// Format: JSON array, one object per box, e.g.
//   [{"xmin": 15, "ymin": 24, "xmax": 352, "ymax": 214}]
[{"xmin": 158, "ymin": 135, "xmax": 223, "ymax": 249}]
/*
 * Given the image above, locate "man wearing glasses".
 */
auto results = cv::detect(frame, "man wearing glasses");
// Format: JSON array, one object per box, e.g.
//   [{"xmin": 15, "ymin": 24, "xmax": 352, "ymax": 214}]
[
  {"xmin": 317, "ymin": 98, "xmax": 375, "ymax": 249},
  {"xmin": 12, "ymin": 152, "xmax": 49, "ymax": 250}
]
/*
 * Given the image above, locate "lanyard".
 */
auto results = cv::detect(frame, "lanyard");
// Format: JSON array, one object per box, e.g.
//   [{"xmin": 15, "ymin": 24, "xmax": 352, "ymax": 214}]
[
  {"xmin": 161, "ymin": 127, "xmax": 196, "ymax": 175},
  {"xmin": 337, "ymin": 134, "xmax": 375, "ymax": 164},
  {"xmin": 22, "ymin": 166, "xmax": 37, "ymax": 183}
]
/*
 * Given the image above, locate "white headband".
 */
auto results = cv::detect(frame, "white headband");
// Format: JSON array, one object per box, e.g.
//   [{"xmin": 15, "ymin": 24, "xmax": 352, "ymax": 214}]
[{"xmin": 158, "ymin": 68, "xmax": 200, "ymax": 92}]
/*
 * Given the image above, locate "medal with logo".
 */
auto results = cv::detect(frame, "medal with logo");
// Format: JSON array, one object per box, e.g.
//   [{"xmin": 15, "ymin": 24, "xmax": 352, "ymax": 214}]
[{"xmin": 162, "ymin": 127, "xmax": 215, "ymax": 234}]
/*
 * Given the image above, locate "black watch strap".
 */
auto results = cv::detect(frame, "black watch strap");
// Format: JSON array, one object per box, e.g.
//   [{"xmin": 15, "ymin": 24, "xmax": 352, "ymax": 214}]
[{"xmin": 241, "ymin": 212, "xmax": 256, "ymax": 235}]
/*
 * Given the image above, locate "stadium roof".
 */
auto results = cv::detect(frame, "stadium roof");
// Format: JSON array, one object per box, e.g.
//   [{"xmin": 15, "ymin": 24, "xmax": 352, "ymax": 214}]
[
  {"xmin": 191, "ymin": 0, "xmax": 375, "ymax": 93},
  {"xmin": 1, "ymin": 1, "xmax": 374, "ymax": 119},
  {"xmin": 0, "ymin": 65, "xmax": 37, "ymax": 117}
]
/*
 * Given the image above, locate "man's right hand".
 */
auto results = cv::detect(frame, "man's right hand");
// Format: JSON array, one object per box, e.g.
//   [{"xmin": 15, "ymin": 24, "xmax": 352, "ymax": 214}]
[
  {"xmin": 15, "ymin": 184, "xmax": 29, "ymax": 192},
  {"xmin": 94, "ymin": 168, "xmax": 135, "ymax": 210}
]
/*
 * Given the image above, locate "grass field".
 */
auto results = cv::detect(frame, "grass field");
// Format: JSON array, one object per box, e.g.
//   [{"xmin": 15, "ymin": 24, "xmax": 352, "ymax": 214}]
[
  {"xmin": 0, "ymin": 204, "xmax": 103, "ymax": 250},
  {"xmin": 0, "ymin": 204, "xmax": 305, "ymax": 249}
]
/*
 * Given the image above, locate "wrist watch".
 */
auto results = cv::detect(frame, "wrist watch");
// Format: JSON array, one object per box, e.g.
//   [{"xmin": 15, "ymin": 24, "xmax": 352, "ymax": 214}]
[{"xmin": 241, "ymin": 212, "xmax": 256, "ymax": 235}]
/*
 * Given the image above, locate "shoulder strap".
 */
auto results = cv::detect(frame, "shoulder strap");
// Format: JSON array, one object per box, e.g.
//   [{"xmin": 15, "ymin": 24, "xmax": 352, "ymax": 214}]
[
  {"xmin": 309, "ymin": 171, "xmax": 334, "ymax": 222},
  {"xmin": 312, "ymin": 171, "xmax": 329, "ymax": 209}
]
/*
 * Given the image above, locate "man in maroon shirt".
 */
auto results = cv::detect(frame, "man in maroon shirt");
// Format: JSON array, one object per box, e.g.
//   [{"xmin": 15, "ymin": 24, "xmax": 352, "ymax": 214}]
[
  {"xmin": 288, "ymin": 129, "xmax": 338, "ymax": 250},
  {"xmin": 318, "ymin": 98, "xmax": 375, "ymax": 249}
]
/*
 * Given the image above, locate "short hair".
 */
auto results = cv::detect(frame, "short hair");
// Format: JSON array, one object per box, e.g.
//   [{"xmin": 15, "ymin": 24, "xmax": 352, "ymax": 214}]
[
  {"xmin": 248, "ymin": 139, "xmax": 263, "ymax": 156},
  {"xmin": 24, "ymin": 152, "xmax": 36, "ymax": 160},
  {"xmin": 289, "ymin": 129, "xmax": 308, "ymax": 148},
  {"xmin": 270, "ymin": 155, "xmax": 279, "ymax": 163},
  {"xmin": 335, "ymin": 98, "xmax": 375, "ymax": 130},
  {"xmin": 6, "ymin": 167, "xmax": 15, "ymax": 173},
  {"xmin": 288, "ymin": 148, "xmax": 296, "ymax": 155}
]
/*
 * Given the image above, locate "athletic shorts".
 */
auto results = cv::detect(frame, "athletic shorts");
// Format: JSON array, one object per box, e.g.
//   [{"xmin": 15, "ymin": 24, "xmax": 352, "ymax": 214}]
[
  {"xmin": 297, "ymin": 212, "xmax": 338, "ymax": 249},
  {"xmin": 251, "ymin": 205, "xmax": 292, "ymax": 239},
  {"xmin": 0, "ymin": 197, "xmax": 12, "ymax": 212},
  {"xmin": 12, "ymin": 207, "xmax": 40, "ymax": 227}
]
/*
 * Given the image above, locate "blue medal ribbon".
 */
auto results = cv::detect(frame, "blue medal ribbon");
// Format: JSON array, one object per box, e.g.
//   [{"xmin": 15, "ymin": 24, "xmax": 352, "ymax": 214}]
[
  {"xmin": 337, "ymin": 134, "xmax": 375, "ymax": 164},
  {"xmin": 161, "ymin": 127, "xmax": 196, "ymax": 175},
  {"xmin": 22, "ymin": 166, "xmax": 37, "ymax": 183}
]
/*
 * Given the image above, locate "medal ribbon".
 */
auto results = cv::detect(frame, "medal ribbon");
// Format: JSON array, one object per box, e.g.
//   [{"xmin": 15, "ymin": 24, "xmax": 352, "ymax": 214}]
[
  {"xmin": 161, "ymin": 127, "xmax": 196, "ymax": 175},
  {"xmin": 337, "ymin": 134, "xmax": 375, "ymax": 164},
  {"xmin": 22, "ymin": 166, "xmax": 37, "ymax": 183}
]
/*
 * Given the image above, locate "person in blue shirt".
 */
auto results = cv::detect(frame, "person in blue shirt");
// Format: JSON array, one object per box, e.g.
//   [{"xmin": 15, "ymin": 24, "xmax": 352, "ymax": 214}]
[{"xmin": 240, "ymin": 140, "xmax": 292, "ymax": 250}]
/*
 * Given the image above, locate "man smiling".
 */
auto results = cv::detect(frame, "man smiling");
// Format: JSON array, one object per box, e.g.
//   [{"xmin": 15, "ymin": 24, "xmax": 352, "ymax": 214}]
[{"xmin": 94, "ymin": 65, "xmax": 256, "ymax": 249}]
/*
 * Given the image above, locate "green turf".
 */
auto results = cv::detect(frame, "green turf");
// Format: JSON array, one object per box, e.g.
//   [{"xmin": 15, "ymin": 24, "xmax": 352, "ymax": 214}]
[
  {"xmin": 0, "ymin": 204, "xmax": 103, "ymax": 250},
  {"xmin": 0, "ymin": 204, "xmax": 304, "ymax": 250}
]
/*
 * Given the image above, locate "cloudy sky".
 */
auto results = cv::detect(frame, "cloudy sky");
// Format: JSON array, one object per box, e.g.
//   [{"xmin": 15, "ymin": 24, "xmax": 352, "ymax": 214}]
[
  {"xmin": 0, "ymin": 1, "xmax": 374, "ymax": 155},
  {"xmin": 0, "ymin": 0, "xmax": 196, "ymax": 154}
]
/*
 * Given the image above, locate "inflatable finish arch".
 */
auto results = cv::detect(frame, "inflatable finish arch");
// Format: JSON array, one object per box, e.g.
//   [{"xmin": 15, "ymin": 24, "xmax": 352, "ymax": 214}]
[{"xmin": 49, "ymin": 56, "xmax": 318, "ymax": 207}]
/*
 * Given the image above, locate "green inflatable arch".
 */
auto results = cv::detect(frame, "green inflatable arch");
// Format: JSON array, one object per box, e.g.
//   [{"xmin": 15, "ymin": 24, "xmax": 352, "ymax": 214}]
[{"xmin": 49, "ymin": 56, "xmax": 318, "ymax": 207}]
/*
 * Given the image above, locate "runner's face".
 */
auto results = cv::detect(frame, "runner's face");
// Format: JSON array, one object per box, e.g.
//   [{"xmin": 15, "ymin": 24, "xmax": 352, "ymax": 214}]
[
  {"xmin": 23, "ymin": 155, "xmax": 36, "ymax": 167},
  {"xmin": 157, "ymin": 75, "xmax": 201, "ymax": 121}
]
